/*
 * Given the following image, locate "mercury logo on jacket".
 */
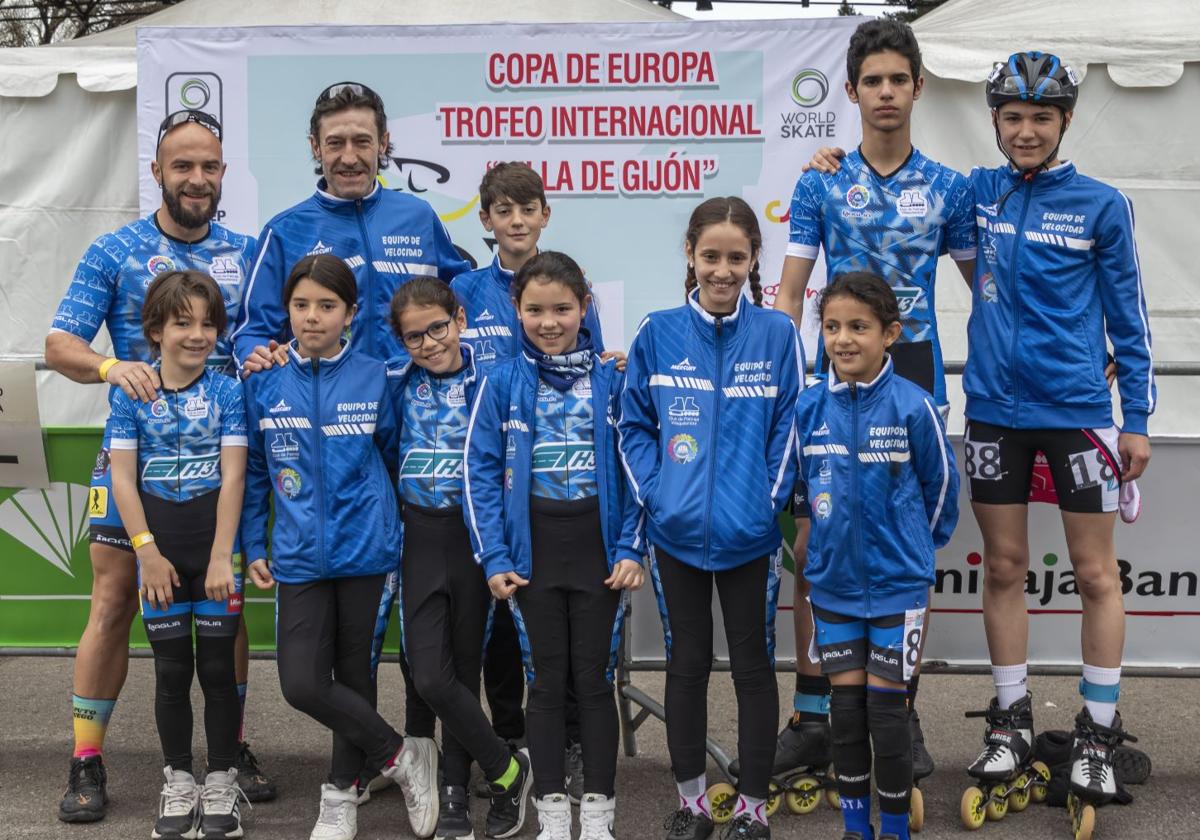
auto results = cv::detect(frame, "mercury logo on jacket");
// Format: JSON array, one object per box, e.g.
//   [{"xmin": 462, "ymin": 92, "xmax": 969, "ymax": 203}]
[
  {"xmin": 795, "ymin": 357, "xmax": 959, "ymax": 618},
  {"xmin": 617, "ymin": 291, "xmax": 804, "ymax": 571}
]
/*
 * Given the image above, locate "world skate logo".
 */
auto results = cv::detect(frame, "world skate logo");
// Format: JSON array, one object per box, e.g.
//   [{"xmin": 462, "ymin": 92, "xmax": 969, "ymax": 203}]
[
  {"xmin": 670, "ymin": 357, "xmax": 697, "ymax": 372},
  {"xmin": 667, "ymin": 396, "xmax": 700, "ymax": 427}
]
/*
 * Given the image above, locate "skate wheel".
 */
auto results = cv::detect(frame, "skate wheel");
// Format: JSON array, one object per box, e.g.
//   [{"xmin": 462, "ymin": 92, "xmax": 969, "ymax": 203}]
[
  {"xmin": 960, "ymin": 786, "xmax": 986, "ymax": 831},
  {"xmin": 784, "ymin": 775, "xmax": 821, "ymax": 815},
  {"xmin": 985, "ymin": 783, "xmax": 1009, "ymax": 821},
  {"xmin": 1073, "ymin": 801, "xmax": 1096, "ymax": 840},
  {"xmin": 908, "ymin": 786, "xmax": 925, "ymax": 833},
  {"xmin": 706, "ymin": 782, "xmax": 737, "ymax": 825},
  {"xmin": 1007, "ymin": 773, "xmax": 1030, "ymax": 813},
  {"xmin": 765, "ymin": 781, "xmax": 782, "ymax": 818},
  {"xmin": 1030, "ymin": 760, "xmax": 1051, "ymax": 804}
]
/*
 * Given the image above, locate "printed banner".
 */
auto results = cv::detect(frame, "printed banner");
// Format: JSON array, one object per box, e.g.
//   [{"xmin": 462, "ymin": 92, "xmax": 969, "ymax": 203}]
[{"xmin": 135, "ymin": 19, "xmax": 864, "ymax": 353}]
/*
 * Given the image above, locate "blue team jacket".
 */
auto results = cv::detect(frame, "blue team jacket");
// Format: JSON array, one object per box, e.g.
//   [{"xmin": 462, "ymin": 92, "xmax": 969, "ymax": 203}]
[
  {"xmin": 796, "ymin": 358, "xmax": 958, "ymax": 618},
  {"xmin": 462, "ymin": 353, "xmax": 645, "ymax": 581},
  {"xmin": 965, "ymin": 162, "xmax": 1156, "ymax": 434},
  {"xmin": 242, "ymin": 342, "xmax": 400, "ymax": 583},
  {"xmin": 450, "ymin": 254, "xmax": 606, "ymax": 367},
  {"xmin": 232, "ymin": 182, "xmax": 470, "ymax": 366},
  {"xmin": 618, "ymin": 292, "xmax": 803, "ymax": 571}
]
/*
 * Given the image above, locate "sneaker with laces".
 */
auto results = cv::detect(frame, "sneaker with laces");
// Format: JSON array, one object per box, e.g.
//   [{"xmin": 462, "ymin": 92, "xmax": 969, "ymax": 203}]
[
  {"xmin": 721, "ymin": 813, "xmax": 770, "ymax": 839},
  {"xmin": 534, "ymin": 793, "xmax": 572, "ymax": 840},
  {"xmin": 198, "ymin": 768, "xmax": 247, "ymax": 839},
  {"xmin": 309, "ymin": 784, "xmax": 358, "ymax": 840},
  {"xmin": 152, "ymin": 766, "xmax": 201, "ymax": 840},
  {"xmin": 435, "ymin": 785, "xmax": 474, "ymax": 839},
  {"xmin": 663, "ymin": 807, "xmax": 715, "ymax": 840},
  {"xmin": 579, "ymin": 793, "xmax": 616, "ymax": 840},
  {"xmin": 564, "ymin": 742, "xmax": 585, "ymax": 805},
  {"xmin": 58, "ymin": 755, "xmax": 109, "ymax": 823},
  {"xmin": 485, "ymin": 748, "xmax": 531, "ymax": 838},
  {"xmin": 383, "ymin": 737, "xmax": 439, "ymax": 838},
  {"xmin": 235, "ymin": 741, "xmax": 277, "ymax": 803}
]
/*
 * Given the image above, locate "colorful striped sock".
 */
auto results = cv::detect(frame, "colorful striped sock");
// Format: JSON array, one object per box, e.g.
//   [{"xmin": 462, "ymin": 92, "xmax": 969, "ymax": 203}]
[{"xmin": 72, "ymin": 695, "xmax": 116, "ymax": 759}]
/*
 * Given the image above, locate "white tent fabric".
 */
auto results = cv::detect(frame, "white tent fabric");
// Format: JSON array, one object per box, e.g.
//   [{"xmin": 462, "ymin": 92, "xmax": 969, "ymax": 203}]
[
  {"xmin": 1, "ymin": 0, "xmax": 1197, "ymax": 432},
  {"xmin": 913, "ymin": 0, "xmax": 1200, "ymax": 87}
]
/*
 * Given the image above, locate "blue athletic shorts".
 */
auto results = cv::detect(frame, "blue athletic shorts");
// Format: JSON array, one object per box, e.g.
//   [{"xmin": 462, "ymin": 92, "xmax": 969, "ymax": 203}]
[{"xmin": 811, "ymin": 603, "xmax": 926, "ymax": 684}]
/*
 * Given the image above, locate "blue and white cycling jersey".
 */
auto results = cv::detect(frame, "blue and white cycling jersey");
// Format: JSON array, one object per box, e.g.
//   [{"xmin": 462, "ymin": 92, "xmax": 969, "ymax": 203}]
[
  {"xmin": 531, "ymin": 375, "xmax": 598, "ymax": 501},
  {"xmin": 392, "ymin": 349, "xmax": 478, "ymax": 509},
  {"xmin": 107, "ymin": 368, "xmax": 247, "ymax": 503},
  {"xmin": 50, "ymin": 214, "xmax": 254, "ymax": 373},
  {"xmin": 787, "ymin": 147, "xmax": 975, "ymax": 405}
]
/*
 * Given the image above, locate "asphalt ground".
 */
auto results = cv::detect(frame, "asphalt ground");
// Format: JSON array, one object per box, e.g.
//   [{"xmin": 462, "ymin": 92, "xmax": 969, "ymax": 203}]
[{"xmin": 1, "ymin": 656, "xmax": 1193, "ymax": 839}]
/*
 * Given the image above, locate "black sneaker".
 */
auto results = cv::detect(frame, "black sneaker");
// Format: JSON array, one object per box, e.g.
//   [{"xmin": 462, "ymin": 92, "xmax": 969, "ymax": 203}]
[
  {"xmin": 485, "ymin": 748, "xmax": 531, "ymax": 838},
  {"xmin": 198, "ymin": 768, "xmax": 246, "ymax": 839},
  {"xmin": 58, "ymin": 755, "xmax": 108, "ymax": 823},
  {"xmin": 235, "ymin": 741, "xmax": 277, "ymax": 802},
  {"xmin": 663, "ymin": 807, "xmax": 714, "ymax": 840},
  {"xmin": 152, "ymin": 767, "xmax": 200, "ymax": 839},
  {"xmin": 436, "ymin": 785, "xmax": 473, "ymax": 839},
  {"xmin": 721, "ymin": 814, "xmax": 769, "ymax": 839},
  {"xmin": 910, "ymin": 708, "xmax": 935, "ymax": 780}
]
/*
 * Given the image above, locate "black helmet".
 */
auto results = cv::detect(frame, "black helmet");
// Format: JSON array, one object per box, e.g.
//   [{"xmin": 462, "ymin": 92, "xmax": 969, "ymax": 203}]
[{"xmin": 986, "ymin": 51, "xmax": 1078, "ymax": 112}]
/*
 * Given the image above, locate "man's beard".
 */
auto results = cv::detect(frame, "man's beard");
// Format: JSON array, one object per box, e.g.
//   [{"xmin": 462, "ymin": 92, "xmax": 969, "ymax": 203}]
[{"xmin": 162, "ymin": 183, "xmax": 220, "ymax": 230}]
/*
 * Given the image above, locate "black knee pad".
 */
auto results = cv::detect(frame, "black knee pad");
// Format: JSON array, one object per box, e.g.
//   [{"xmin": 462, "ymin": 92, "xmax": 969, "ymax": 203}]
[
  {"xmin": 151, "ymin": 635, "xmax": 195, "ymax": 698},
  {"xmin": 830, "ymin": 684, "xmax": 868, "ymax": 746},
  {"xmin": 866, "ymin": 688, "xmax": 911, "ymax": 760}
]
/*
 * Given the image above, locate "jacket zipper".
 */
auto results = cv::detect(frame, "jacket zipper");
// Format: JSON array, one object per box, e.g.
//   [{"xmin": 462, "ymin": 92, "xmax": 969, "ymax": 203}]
[
  {"xmin": 703, "ymin": 316, "xmax": 724, "ymax": 571},
  {"xmin": 354, "ymin": 199, "xmax": 376, "ymax": 358},
  {"xmin": 311, "ymin": 358, "xmax": 327, "ymax": 578},
  {"xmin": 849, "ymin": 382, "xmax": 867, "ymax": 613},
  {"xmin": 1008, "ymin": 179, "xmax": 1034, "ymax": 426}
]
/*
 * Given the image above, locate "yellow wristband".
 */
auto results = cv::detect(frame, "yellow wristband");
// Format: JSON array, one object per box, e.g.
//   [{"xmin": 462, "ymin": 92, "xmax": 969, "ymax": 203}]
[
  {"xmin": 130, "ymin": 531, "xmax": 155, "ymax": 549},
  {"xmin": 98, "ymin": 357, "xmax": 119, "ymax": 382}
]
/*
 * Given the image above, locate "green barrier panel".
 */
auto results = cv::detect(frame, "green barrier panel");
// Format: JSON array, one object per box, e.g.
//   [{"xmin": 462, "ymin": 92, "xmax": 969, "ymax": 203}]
[{"xmin": 0, "ymin": 428, "xmax": 402, "ymax": 652}]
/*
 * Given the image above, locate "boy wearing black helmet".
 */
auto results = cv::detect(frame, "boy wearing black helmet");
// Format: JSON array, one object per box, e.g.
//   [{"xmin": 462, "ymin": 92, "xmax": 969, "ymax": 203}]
[{"xmin": 960, "ymin": 51, "xmax": 1153, "ymax": 837}]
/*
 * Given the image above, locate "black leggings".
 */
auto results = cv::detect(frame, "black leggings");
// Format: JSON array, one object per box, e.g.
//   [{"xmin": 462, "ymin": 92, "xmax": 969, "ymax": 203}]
[
  {"xmin": 401, "ymin": 504, "xmax": 510, "ymax": 787},
  {"xmin": 141, "ymin": 491, "xmax": 240, "ymax": 774},
  {"xmin": 513, "ymin": 496, "xmax": 622, "ymax": 798},
  {"xmin": 277, "ymin": 574, "xmax": 404, "ymax": 789},
  {"xmin": 653, "ymin": 548, "xmax": 779, "ymax": 799}
]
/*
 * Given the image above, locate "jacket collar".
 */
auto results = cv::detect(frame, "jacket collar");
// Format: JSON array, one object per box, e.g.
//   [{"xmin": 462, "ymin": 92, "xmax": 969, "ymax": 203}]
[
  {"xmin": 686, "ymin": 288, "xmax": 745, "ymax": 342},
  {"xmin": 1001, "ymin": 160, "xmax": 1076, "ymax": 192},
  {"xmin": 313, "ymin": 179, "xmax": 382, "ymax": 212},
  {"xmin": 288, "ymin": 338, "xmax": 352, "ymax": 374},
  {"xmin": 826, "ymin": 354, "xmax": 894, "ymax": 406}
]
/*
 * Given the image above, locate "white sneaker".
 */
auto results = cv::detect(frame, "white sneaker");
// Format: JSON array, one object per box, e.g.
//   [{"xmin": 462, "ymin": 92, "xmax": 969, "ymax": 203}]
[
  {"xmin": 309, "ymin": 784, "xmax": 358, "ymax": 840},
  {"xmin": 199, "ymin": 768, "xmax": 247, "ymax": 839},
  {"xmin": 535, "ymin": 794, "xmax": 572, "ymax": 840},
  {"xmin": 579, "ymin": 793, "xmax": 616, "ymax": 840},
  {"xmin": 383, "ymin": 737, "xmax": 439, "ymax": 838},
  {"xmin": 153, "ymin": 767, "xmax": 200, "ymax": 840}
]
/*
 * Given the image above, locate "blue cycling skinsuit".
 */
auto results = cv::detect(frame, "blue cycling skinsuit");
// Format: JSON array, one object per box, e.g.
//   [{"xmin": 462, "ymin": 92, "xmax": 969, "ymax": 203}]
[
  {"xmin": 618, "ymin": 291, "xmax": 802, "ymax": 801},
  {"xmin": 963, "ymin": 162, "xmax": 1155, "ymax": 511},
  {"xmin": 241, "ymin": 341, "xmax": 406, "ymax": 787},
  {"xmin": 788, "ymin": 147, "xmax": 976, "ymax": 407},
  {"xmin": 49, "ymin": 213, "xmax": 254, "ymax": 549},
  {"xmin": 464, "ymin": 351, "xmax": 643, "ymax": 799}
]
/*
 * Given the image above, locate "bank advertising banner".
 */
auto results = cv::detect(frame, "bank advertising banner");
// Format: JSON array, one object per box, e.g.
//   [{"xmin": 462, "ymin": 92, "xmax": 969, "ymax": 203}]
[{"xmin": 135, "ymin": 19, "xmax": 861, "ymax": 352}]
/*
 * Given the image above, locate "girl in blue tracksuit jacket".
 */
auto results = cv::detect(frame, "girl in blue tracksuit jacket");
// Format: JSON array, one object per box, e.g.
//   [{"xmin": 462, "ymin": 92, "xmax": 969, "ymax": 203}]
[
  {"xmin": 794, "ymin": 272, "xmax": 958, "ymax": 840},
  {"xmin": 963, "ymin": 53, "xmax": 1154, "ymax": 810},
  {"xmin": 618, "ymin": 197, "xmax": 802, "ymax": 840},
  {"xmin": 464, "ymin": 251, "xmax": 645, "ymax": 840},
  {"xmin": 385, "ymin": 278, "xmax": 532, "ymax": 839},
  {"xmin": 240, "ymin": 255, "xmax": 438, "ymax": 839}
]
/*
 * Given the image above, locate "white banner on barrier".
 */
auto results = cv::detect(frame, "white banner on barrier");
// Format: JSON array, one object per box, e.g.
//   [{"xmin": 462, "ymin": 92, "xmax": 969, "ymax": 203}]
[{"xmin": 135, "ymin": 19, "xmax": 862, "ymax": 355}]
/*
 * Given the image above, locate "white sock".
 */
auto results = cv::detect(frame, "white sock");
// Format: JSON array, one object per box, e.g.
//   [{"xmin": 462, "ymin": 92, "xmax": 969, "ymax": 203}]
[
  {"xmin": 1081, "ymin": 664, "xmax": 1121, "ymax": 727},
  {"xmin": 992, "ymin": 663, "xmax": 1028, "ymax": 709},
  {"xmin": 676, "ymin": 775, "xmax": 708, "ymax": 816},
  {"xmin": 735, "ymin": 794, "xmax": 767, "ymax": 825}
]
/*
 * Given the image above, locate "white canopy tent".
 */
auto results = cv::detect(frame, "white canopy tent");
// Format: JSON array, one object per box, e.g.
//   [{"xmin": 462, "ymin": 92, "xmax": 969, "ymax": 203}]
[{"xmin": 1, "ymin": 0, "xmax": 1195, "ymax": 432}]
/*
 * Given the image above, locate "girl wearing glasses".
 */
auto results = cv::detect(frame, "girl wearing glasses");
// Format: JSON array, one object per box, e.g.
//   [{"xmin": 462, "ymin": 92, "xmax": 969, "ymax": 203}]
[{"xmin": 386, "ymin": 277, "xmax": 533, "ymax": 840}]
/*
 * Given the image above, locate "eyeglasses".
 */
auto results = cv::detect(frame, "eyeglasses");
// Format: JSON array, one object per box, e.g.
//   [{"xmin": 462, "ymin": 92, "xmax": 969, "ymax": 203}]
[
  {"xmin": 157, "ymin": 110, "xmax": 222, "ymax": 148},
  {"xmin": 316, "ymin": 81, "xmax": 384, "ymax": 107},
  {"xmin": 401, "ymin": 319, "xmax": 452, "ymax": 349}
]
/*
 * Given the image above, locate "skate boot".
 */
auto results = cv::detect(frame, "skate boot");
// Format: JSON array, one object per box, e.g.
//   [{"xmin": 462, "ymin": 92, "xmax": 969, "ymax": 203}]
[
  {"xmin": 960, "ymin": 694, "xmax": 1044, "ymax": 829},
  {"xmin": 730, "ymin": 713, "xmax": 831, "ymax": 778},
  {"xmin": 910, "ymin": 708, "xmax": 934, "ymax": 782},
  {"xmin": 1070, "ymin": 708, "xmax": 1134, "ymax": 806}
]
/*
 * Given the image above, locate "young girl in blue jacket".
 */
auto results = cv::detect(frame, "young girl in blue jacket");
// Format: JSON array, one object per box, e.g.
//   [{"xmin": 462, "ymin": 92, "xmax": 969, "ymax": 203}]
[
  {"xmin": 386, "ymin": 278, "xmax": 532, "ymax": 840},
  {"xmin": 241, "ymin": 255, "xmax": 438, "ymax": 840},
  {"xmin": 794, "ymin": 272, "xmax": 958, "ymax": 840},
  {"xmin": 464, "ymin": 250, "xmax": 645, "ymax": 840},
  {"xmin": 618, "ymin": 197, "xmax": 803, "ymax": 840}
]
